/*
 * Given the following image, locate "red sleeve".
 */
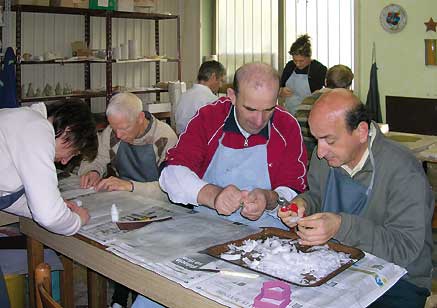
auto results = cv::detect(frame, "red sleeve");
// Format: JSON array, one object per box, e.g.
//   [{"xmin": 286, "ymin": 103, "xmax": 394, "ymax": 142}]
[
  {"xmin": 268, "ymin": 108, "xmax": 308, "ymax": 192},
  {"xmin": 165, "ymin": 98, "xmax": 229, "ymax": 178}
]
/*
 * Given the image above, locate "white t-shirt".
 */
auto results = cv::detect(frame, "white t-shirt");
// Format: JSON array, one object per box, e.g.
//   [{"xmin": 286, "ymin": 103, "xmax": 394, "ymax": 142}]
[
  {"xmin": 175, "ymin": 83, "xmax": 217, "ymax": 134},
  {"xmin": 0, "ymin": 103, "xmax": 81, "ymax": 235}
]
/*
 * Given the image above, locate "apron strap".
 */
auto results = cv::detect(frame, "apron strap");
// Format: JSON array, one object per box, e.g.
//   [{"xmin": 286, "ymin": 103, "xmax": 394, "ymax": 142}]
[{"xmin": 0, "ymin": 188, "xmax": 25, "ymax": 210}]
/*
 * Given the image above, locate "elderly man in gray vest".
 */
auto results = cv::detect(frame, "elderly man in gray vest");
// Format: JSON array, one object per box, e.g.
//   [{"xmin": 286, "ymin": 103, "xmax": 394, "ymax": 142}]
[
  {"xmin": 79, "ymin": 92, "xmax": 177, "ymax": 307},
  {"xmin": 79, "ymin": 92, "xmax": 177, "ymax": 196}
]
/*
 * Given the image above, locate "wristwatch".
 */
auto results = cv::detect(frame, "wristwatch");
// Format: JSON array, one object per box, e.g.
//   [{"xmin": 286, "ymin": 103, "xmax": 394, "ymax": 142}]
[{"xmin": 276, "ymin": 197, "xmax": 289, "ymax": 208}]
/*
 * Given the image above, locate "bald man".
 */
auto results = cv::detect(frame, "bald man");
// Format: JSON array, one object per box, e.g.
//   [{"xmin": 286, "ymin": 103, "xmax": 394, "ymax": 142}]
[
  {"xmin": 160, "ymin": 62, "xmax": 307, "ymax": 229},
  {"xmin": 131, "ymin": 62, "xmax": 308, "ymax": 308},
  {"xmin": 279, "ymin": 89, "xmax": 433, "ymax": 308}
]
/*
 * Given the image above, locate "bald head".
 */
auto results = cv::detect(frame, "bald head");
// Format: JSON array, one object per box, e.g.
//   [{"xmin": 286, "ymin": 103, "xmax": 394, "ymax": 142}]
[
  {"xmin": 311, "ymin": 89, "xmax": 369, "ymax": 133},
  {"xmin": 309, "ymin": 89, "xmax": 370, "ymax": 168},
  {"xmin": 232, "ymin": 62, "xmax": 279, "ymax": 96},
  {"xmin": 228, "ymin": 63, "xmax": 279, "ymax": 135}
]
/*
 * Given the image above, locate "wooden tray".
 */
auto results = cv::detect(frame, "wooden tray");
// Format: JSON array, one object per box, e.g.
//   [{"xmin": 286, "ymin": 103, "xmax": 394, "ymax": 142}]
[{"xmin": 202, "ymin": 227, "xmax": 364, "ymax": 287}]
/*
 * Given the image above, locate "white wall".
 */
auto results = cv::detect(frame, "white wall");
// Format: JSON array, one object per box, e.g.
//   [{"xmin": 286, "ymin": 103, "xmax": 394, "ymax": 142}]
[{"xmin": 357, "ymin": 0, "xmax": 437, "ymax": 120}]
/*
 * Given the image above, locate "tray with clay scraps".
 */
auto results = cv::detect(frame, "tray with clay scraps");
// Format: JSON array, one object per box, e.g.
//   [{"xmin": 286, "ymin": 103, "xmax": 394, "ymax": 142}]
[{"xmin": 202, "ymin": 227, "xmax": 364, "ymax": 287}]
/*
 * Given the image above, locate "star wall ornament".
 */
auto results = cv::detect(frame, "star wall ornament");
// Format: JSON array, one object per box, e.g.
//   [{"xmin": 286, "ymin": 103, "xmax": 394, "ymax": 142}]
[{"xmin": 425, "ymin": 18, "xmax": 437, "ymax": 32}]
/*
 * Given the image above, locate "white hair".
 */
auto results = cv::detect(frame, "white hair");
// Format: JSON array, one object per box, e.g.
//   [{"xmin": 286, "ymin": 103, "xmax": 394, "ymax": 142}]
[{"xmin": 106, "ymin": 92, "xmax": 143, "ymax": 123}]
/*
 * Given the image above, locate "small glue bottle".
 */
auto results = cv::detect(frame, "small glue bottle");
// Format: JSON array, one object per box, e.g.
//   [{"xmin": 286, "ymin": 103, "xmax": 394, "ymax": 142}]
[{"xmin": 111, "ymin": 204, "xmax": 119, "ymax": 222}]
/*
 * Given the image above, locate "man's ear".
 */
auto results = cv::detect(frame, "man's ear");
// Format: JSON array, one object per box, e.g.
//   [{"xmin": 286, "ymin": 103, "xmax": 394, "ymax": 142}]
[
  {"xmin": 137, "ymin": 111, "xmax": 146, "ymax": 124},
  {"xmin": 227, "ymin": 88, "xmax": 237, "ymax": 106},
  {"xmin": 357, "ymin": 121, "xmax": 369, "ymax": 143},
  {"xmin": 209, "ymin": 72, "xmax": 217, "ymax": 82}
]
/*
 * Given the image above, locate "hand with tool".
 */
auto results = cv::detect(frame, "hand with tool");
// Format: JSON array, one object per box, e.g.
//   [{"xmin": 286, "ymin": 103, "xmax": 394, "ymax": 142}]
[
  {"xmin": 210, "ymin": 184, "xmax": 246, "ymax": 216},
  {"xmin": 201, "ymin": 185, "xmax": 273, "ymax": 221},
  {"xmin": 277, "ymin": 197, "xmax": 307, "ymax": 227},
  {"xmin": 239, "ymin": 188, "xmax": 273, "ymax": 221}
]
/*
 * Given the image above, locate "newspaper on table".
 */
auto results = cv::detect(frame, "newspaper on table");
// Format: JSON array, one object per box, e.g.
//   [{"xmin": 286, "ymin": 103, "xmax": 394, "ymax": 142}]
[
  {"xmin": 108, "ymin": 246, "xmax": 406, "ymax": 308},
  {"xmin": 57, "ymin": 172, "xmax": 96, "ymax": 200},
  {"xmin": 107, "ymin": 213, "xmax": 259, "ymax": 263},
  {"xmin": 77, "ymin": 191, "xmax": 193, "ymax": 245},
  {"xmin": 60, "ymin": 174, "xmax": 407, "ymax": 307},
  {"xmin": 105, "ymin": 212, "xmax": 407, "ymax": 307}
]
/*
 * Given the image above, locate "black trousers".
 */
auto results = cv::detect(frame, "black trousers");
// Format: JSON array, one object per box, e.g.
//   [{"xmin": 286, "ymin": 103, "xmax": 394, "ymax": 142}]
[{"xmin": 368, "ymin": 279, "xmax": 430, "ymax": 308}]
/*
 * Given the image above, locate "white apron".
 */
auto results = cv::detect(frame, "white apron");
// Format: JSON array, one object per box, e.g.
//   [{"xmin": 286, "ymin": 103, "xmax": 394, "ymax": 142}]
[
  {"xmin": 284, "ymin": 68, "xmax": 312, "ymax": 115},
  {"xmin": 197, "ymin": 134, "xmax": 287, "ymax": 229}
]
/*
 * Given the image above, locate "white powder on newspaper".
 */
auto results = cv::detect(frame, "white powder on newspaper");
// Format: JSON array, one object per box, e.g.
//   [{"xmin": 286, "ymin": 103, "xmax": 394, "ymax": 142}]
[{"xmin": 220, "ymin": 236, "xmax": 353, "ymax": 285}]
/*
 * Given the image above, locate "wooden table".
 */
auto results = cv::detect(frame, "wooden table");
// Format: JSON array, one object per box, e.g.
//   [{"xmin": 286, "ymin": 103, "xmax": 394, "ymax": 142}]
[
  {"xmin": 385, "ymin": 131, "xmax": 437, "ymax": 156},
  {"xmin": 0, "ymin": 212, "xmax": 18, "ymax": 226},
  {"xmin": 20, "ymin": 217, "xmax": 225, "ymax": 308}
]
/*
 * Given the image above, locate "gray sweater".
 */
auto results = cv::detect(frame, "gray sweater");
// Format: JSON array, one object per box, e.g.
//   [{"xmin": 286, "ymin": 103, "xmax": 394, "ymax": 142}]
[{"xmin": 301, "ymin": 123, "xmax": 433, "ymax": 290}]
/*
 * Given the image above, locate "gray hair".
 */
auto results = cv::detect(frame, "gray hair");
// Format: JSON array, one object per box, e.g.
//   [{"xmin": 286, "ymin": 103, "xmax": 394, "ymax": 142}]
[
  {"xmin": 326, "ymin": 65, "xmax": 354, "ymax": 89},
  {"xmin": 106, "ymin": 92, "xmax": 143, "ymax": 123}
]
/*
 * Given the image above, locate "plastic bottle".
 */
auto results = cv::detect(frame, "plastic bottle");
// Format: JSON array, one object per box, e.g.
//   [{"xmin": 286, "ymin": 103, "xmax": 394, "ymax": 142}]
[{"xmin": 111, "ymin": 204, "xmax": 119, "ymax": 222}]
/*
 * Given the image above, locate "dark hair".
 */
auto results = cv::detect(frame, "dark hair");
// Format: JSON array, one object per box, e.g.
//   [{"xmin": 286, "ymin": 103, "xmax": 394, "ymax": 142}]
[
  {"xmin": 197, "ymin": 60, "xmax": 226, "ymax": 82},
  {"xmin": 326, "ymin": 65, "xmax": 354, "ymax": 89},
  {"xmin": 289, "ymin": 34, "xmax": 312, "ymax": 57},
  {"xmin": 345, "ymin": 103, "xmax": 371, "ymax": 133},
  {"xmin": 46, "ymin": 99, "xmax": 98, "ymax": 161}
]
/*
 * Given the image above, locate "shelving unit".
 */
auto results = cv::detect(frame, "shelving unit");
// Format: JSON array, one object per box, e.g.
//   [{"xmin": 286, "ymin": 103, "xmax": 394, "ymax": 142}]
[{"xmin": 13, "ymin": 5, "xmax": 181, "ymax": 106}]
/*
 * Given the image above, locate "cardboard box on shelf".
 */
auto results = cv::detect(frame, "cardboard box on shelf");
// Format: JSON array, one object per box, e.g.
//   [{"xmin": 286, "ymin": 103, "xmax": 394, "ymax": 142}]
[
  {"xmin": 50, "ymin": 0, "xmax": 89, "ymax": 8},
  {"xmin": 134, "ymin": 0, "xmax": 156, "ymax": 7},
  {"xmin": 133, "ymin": 0, "xmax": 156, "ymax": 12},
  {"xmin": 13, "ymin": 0, "xmax": 50, "ymax": 5},
  {"xmin": 117, "ymin": 0, "xmax": 133, "ymax": 12},
  {"xmin": 143, "ymin": 102, "xmax": 171, "ymax": 114},
  {"xmin": 89, "ymin": 0, "xmax": 116, "ymax": 10}
]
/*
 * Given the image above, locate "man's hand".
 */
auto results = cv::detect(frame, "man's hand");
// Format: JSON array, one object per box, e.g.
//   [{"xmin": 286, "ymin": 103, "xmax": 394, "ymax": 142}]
[
  {"xmin": 278, "ymin": 197, "xmax": 307, "ymax": 227},
  {"xmin": 296, "ymin": 212, "xmax": 342, "ymax": 246},
  {"xmin": 65, "ymin": 200, "xmax": 90, "ymax": 225},
  {"xmin": 80, "ymin": 171, "xmax": 101, "ymax": 189},
  {"xmin": 94, "ymin": 176, "xmax": 133, "ymax": 192},
  {"xmin": 279, "ymin": 87, "xmax": 293, "ymax": 98},
  {"xmin": 239, "ymin": 188, "xmax": 268, "ymax": 220},
  {"xmin": 214, "ymin": 185, "xmax": 244, "ymax": 216}
]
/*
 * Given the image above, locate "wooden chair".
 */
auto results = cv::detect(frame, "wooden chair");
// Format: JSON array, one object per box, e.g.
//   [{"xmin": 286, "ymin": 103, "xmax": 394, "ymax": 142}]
[{"xmin": 35, "ymin": 263, "xmax": 62, "ymax": 308}]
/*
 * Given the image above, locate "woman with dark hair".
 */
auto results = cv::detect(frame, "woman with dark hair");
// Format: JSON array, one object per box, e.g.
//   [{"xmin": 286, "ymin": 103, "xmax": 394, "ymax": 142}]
[
  {"xmin": 0, "ymin": 99, "xmax": 98, "ymax": 307},
  {"xmin": 279, "ymin": 34, "xmax": 327, "ymax": 115}
]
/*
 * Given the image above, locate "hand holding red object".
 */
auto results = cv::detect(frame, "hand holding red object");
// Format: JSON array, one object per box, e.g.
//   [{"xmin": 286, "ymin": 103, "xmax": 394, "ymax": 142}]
[{"xmin": 280, "ymin": 202, "xmax": 303, "ymax": 215}]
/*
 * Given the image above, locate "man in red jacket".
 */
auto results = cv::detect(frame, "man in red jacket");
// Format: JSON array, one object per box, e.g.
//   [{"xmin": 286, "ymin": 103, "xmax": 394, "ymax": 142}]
[{"xmin": 160, "ymin": 62, "xmax": 307, "ymax": 229}]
